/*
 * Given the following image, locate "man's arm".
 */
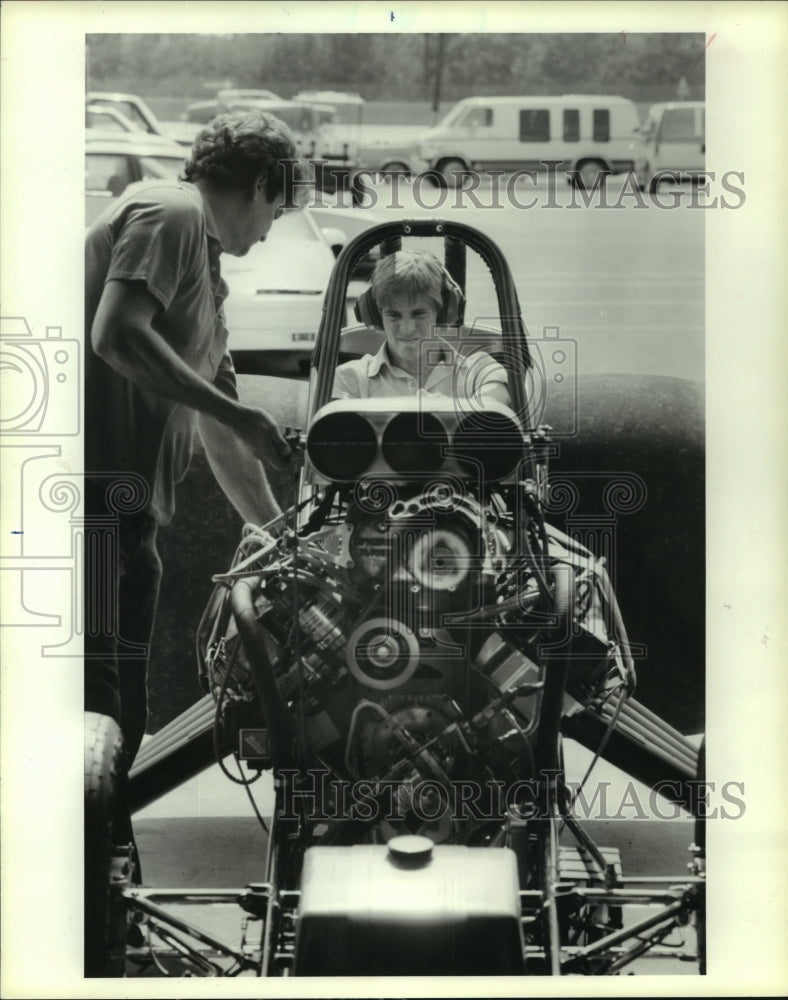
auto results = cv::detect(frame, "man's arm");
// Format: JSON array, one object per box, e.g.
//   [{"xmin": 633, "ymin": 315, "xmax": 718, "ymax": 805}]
[
  {"xmin": 479, "ymin": 379, "xmax": 512, "ymax": 406},
  {"xmin": 198, "ymin": 413, "xmax": 283, "ymax": 527},
  {"xmin": 91, "ymin": 278, "xmax": 291, "ymax": 465},
  {"xmin": 463, "ymin": 352, "xmax": 512, "ymax": 407}
]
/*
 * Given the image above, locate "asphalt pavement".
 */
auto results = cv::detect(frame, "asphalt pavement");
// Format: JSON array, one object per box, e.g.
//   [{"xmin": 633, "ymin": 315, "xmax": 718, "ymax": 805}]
[
  {"xmin": 330, "ymin": 171, "xmax": 704, "ymax": 382},
  {"xmin": 133, "ymin": 737, "xmax": 701, "ymax": 976}
]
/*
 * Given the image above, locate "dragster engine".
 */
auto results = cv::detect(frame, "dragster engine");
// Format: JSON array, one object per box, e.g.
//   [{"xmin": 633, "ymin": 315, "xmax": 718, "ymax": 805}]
[{"xmin": 198, "ymin": 399, "xmax": 632, "ymax": 842}]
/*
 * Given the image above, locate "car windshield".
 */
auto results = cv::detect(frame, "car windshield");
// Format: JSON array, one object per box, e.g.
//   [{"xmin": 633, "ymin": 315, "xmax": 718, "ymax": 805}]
[
  {"xmin": 86, "ymin": 109, "xmax": 131, "ymax": 132},
  {"xmin": 296, "ymin": 94, "xmax": 363, "ymax": 125},
  {"xmin": 328, "ymin": 105, "xmax": 362, "ymax": 126},
  {"xmin": 457, "ymin": 107, "xmax": 493, "ymax": 128},
  {"xmin": 436, "ymin": 103, "xmax": 471, "ymax": 129},
  {"xmin": 661, "ymin": 108, "xmax": 699, "ymax": 140},
  {"xmin": 314, "ymin": 108, "xmax": 338, "ymax": 127},
  {"xmin": 640, "ymin": 114, "xmax": 658, "ymax": 136},
  {"xmin": 271, "ymin": 106, "xmax": 318, "ymax": 132},
  {"xmin": 92, "ymin": 99, "xmax": 152, "ymax": 134}
]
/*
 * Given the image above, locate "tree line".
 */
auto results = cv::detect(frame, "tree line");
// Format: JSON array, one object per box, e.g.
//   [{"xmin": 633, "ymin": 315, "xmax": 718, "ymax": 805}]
[{"xmin": 87, "ymin": 32, "xmax": 705, "ymax": 102}]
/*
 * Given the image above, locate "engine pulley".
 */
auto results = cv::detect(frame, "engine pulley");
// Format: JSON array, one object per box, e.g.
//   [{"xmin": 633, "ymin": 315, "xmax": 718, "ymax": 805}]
[
  {"xmin": 409, "ymin": 528, "xmax": 471, "ymax": 592},
  {"xmin": 346, "ymin": 617, "xmax": 420, "ymax": 690}
]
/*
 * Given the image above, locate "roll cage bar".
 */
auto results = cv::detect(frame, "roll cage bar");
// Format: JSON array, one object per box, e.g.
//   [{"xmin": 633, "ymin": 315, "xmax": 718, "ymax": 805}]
[{"xmin": 310, "ymin": 217, "xmax": 534, "ymax": 425}]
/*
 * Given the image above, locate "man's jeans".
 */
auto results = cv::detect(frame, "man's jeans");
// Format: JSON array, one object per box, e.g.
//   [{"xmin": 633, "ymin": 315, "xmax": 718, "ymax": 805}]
[{"xmin": 84, "ymin": 483, "xmax": 162, "ymax": 766}]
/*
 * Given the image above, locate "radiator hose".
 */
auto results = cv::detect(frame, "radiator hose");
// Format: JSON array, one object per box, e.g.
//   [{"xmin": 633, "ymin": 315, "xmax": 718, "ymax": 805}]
[{"xmin": 230, "ymin": 578, "xmax": 296, "ymax": 772}]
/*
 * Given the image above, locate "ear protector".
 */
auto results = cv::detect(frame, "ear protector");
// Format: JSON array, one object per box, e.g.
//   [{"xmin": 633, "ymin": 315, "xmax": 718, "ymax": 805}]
[{"xmin": 354, "ymin": 252, "xmax": 465, "ymax": 329}]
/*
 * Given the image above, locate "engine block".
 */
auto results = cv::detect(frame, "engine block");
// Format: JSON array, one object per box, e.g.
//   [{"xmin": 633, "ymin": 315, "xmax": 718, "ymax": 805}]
[{"xmin": 201, "ymin": 476, "xmax": 630, "ymax": 841}]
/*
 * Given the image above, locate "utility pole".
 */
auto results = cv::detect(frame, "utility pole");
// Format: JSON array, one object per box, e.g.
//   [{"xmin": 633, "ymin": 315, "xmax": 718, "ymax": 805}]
[{"xmin": 431, "ymin": 33, "xmax": 445, "ymax": 124}]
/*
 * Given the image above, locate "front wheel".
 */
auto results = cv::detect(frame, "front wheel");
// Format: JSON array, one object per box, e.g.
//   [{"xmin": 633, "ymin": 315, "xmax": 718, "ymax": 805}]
[
  {"xmin": 438, "ymin": 157, "xmax": 468, "ymax": 188},
  {"xmin": 84, "ymin": 711, "xmax": 130, "ymax": 977},
  {"xmin": 570, "ymin": 159, "xmax": 608, "ymax": 191},
  {"xmin": 380, "ymin": 160, "xmax": 410, "ymax": 178}
]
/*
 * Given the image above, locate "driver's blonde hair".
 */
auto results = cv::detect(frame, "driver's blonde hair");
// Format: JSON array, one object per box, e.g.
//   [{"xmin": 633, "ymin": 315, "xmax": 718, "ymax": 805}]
[{"xmin": 370, "ymin": 250, "xmax": 444, "ymax": 313}]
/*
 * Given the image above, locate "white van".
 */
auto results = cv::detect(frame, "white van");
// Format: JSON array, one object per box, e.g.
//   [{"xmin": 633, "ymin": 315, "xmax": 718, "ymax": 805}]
[
  {"xmin": 639, "ymin": 102, "xmax": 705, "ymax": 191},
  {"xmin": 416, "ymin": 94, "xmax": 643, "ymax": 188}
]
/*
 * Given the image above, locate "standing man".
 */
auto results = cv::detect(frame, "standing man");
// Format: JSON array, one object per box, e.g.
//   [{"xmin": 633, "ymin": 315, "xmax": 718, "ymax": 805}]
[{"xmin": 84, "ymin": 109, "xmax": 300, "ymax": 803}]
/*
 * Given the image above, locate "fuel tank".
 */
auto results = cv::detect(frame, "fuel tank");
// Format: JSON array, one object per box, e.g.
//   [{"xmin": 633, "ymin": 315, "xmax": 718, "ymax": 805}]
[{"xmin": 293, "ymin": 835, "xmax": 525, "ymax": 976}]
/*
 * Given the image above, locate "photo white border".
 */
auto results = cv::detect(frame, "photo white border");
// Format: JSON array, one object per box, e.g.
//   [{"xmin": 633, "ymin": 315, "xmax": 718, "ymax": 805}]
[{"xmin": 1, "ymin": 2, "xmax": 786, "ymax": 996}]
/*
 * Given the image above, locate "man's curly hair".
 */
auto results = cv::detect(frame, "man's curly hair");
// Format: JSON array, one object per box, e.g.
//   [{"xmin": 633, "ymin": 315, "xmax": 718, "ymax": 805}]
[{"xmin": 182, "ymin": 109, "xmax": 300, "ymax": 201}]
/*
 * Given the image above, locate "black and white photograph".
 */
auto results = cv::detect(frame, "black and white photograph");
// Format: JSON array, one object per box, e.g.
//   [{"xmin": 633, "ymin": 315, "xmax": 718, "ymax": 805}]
[{"xmin": 1, "ymin": 2, "xmax": 786, "ymax": 996}]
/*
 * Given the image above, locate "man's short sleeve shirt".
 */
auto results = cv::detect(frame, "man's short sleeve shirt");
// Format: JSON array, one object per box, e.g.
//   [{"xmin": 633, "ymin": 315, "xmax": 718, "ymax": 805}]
[{"xmin": 85, "ymin": 180, "xmax": 235, "ymax": 524}]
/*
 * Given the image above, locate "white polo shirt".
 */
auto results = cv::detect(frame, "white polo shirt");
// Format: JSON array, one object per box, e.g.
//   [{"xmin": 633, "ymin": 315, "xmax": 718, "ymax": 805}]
[{"xmin": 333, "ymin": 337, "xmax": 510, "ymax": 403}]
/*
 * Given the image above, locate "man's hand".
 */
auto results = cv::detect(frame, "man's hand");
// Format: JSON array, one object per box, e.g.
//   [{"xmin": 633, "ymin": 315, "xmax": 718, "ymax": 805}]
[
  {"xmin": 232, "ymin": 404, "xmax": 293, "ymax": 469},
  {"xmin": 199, "ymin": 412, "xmax": 286, "ymax": 526}
]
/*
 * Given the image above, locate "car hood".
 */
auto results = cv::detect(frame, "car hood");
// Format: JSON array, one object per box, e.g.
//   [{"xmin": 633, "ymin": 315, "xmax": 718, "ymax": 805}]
[
  {"xmin": 306, "ymin": 204, "xmax": 389, "ymax": 242},
  {"xmin": 222, "ymin": 237, "xmax": 333, "ymax": 294},
  {"xmin": 419, "ymin": 125, "xmax": 448, "ymax": 143}
]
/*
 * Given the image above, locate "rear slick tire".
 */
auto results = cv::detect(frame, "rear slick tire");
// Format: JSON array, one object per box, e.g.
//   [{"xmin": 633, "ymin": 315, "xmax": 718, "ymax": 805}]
[{"xmin": 84, "ymin": 711, "xmax": 129, "ymax": 977}]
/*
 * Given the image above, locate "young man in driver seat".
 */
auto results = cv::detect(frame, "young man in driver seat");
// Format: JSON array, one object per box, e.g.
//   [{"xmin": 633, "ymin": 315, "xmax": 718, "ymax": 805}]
[{"xmin": 333, "ymin": 249, "xmax": 511, "ymax": 405}]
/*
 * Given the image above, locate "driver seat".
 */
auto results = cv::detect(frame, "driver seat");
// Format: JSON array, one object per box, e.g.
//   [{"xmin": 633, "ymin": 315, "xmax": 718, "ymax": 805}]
[{"xmin": 337, "ymin": 323, "xmax": 506, "ymax": 366}]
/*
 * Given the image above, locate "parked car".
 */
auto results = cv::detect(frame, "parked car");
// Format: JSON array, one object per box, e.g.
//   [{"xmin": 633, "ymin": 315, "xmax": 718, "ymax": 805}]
[
  {"xmin": 355, "ymin": 137, "xmax": 425, "ymax": 177},
  {"xmin": 416, "ymin": 94, "xmax": 643, "ymax": 188},
  {"xmin": 86, "ymin": 91, "xmax": 163, "ymax": 135},
  {"xmin": 293, "ymin": 90, "xmax": 364, "ymax": 124},
  {"xmin": 306, "ymin": 203, "xmax": 386, "ymax": 284},
  {"xmin": 185, "ymin": 97, "xmax": 360, "ymax": 194},
  {"xmin": 638, "ymin": 101, "xmax": 705, "ymax": 192},
  {"xmin": 164, "ymin": 121, "xmax": 203, "ymax": 146},
  {"xmin": 86, "ymin": 104, "xmax": 139, "ymax": 132},
  {"xmin": 85, "ymin": 130, "xmax": 186, "ymax": 226},
  {"xmin": 185, "ymin": 97, "xmax": 267, "ymax": 124},
  {"xmin": 86, "ymin": 90, "xmax": 198, "ymax": 148},
  {"xmin": 222, "ymin": 208, "xmax": 336, "ymax": 372},
  {"xmin": 185, "ymin": 98, "xmax": 324, "ymax": 149},
  {"xmin": 293, "ymin": 90, "xmax": 364, "ymax": 161},
  {"xmin": 184, "ymin": 99, "xmax": 226, "ymax": 124},
  {"xmin": 217, "ymin": 87, "xmax": 280, "ymax": 104},
  {"xmin": 223, "ymin": 201, "xmax": 388, "ymax": 372}
]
